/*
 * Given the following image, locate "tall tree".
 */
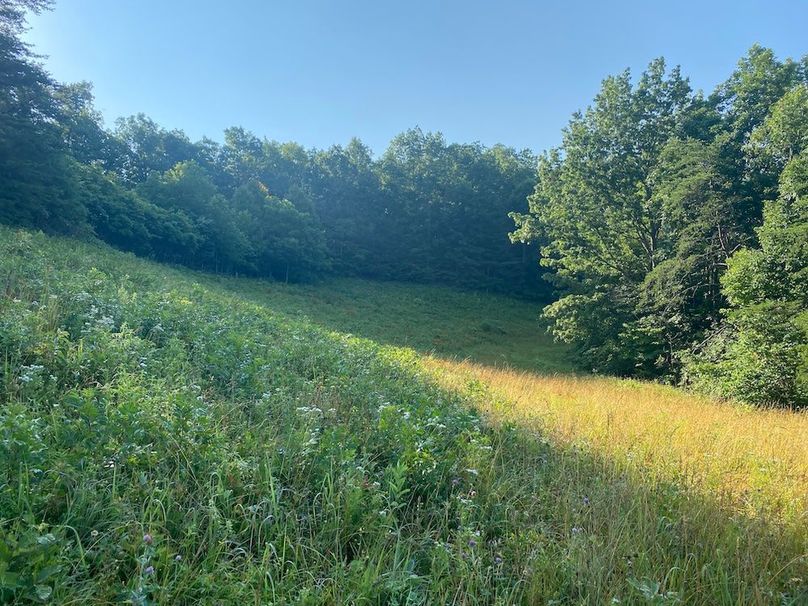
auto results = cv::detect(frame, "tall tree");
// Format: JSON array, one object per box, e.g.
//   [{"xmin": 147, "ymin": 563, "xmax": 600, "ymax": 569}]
[
  {"xmin": 232, "ymin": 181, "xmax": 330, "ymax": 281},
  {"xmin": 114, "ymin": 114, "xmax": 200, "ymax": 184},
  {"xmin": 686, "ymin": 85, "xmax": 808, "ymax": 407},
  {"xmin": 511, "ymin": 59, "xmax": 695, "ymax": 374},
  {"xmin": 137, "ymin": 161, "xmax": 251, "ymax": 272},
  {"xmin": 0, "ymin": 0, "xmax": 87, "ymax": 233},
  {"xmin": 53, "ymin": 81, "xmax": 124, "ymax": 170}
]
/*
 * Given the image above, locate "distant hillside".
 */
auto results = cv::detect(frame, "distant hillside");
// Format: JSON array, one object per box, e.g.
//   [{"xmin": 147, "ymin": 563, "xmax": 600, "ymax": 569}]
[{"xmin": 198, "ymin": 274, "xmax": 573, "ymax": 374}]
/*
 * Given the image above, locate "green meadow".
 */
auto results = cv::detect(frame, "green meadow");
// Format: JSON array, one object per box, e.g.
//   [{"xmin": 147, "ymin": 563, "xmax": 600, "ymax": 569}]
[
  {"xmin": 201, "ymin": 274, "xmax": 573, "ymax": 374},
  {"xmin": 1, "ymin": 228, "xmax": 805, "ymax": 605}
]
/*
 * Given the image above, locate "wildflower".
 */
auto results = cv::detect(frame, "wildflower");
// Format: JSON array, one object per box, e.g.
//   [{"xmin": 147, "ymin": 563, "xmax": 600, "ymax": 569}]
[
  {"xmin": 144, "ymin": 566, "xmax": 154, "ymax": 575},
  {"xmin": 468, "ymin": 538, "xmax": 477, "ymax": 548},
  {"xmin": 174, "ymin": 554, "xmax": 182, "ymax": 562},
  {"xmin": 143, "ymin": 533, "xmax": 153, "ymax": 544},
  {"xmin": 571, "ymin": 526, "xmax": 583, "ymax": 535},
  {"xmin": 451, "ymin": 478, "xmax": 460, "ymax": 487},
  {"xmin": 19, "ymin": 364, "xmax": 44, "ymax": 384},
  {"xmin": 494, "ymin": 555, "xmax": 503, "ymax": 565},
  {"xmin": 582, "ymin": 496, "xmax": 590, "ymax": 506}
]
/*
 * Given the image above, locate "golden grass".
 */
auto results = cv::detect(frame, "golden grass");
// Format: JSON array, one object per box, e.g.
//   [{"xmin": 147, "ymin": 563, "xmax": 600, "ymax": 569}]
[{"xmin": 428, "ymin": 358, "xmax": 808, "ymax": 525}]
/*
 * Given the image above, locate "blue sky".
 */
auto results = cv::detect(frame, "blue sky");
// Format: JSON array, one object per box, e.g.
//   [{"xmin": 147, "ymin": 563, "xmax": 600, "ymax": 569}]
[{"xmin": 25, "ymin": 0, "xmax": 807, "ymax": 154}]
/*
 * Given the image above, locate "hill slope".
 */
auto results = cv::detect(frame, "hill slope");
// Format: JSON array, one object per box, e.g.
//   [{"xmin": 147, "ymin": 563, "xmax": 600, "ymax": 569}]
[
  {"xmin": 200, "ymin": 274, "xmax": 573, "ymax": 374},
  {"xmin": 0, "ymin": 228, "xmax": 805, "ymax": 605}
]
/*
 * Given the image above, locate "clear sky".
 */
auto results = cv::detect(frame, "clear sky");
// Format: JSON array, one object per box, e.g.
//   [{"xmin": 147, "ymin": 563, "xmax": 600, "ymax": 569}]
[{"xmin": 25, "ymin": 0, "xmax": 808, "ymax": 155}]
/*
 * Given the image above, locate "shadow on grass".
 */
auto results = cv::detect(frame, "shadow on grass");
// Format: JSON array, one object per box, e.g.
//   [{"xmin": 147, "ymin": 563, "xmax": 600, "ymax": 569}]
[
  {"xmin": 203, "ymin": 272, "xmax": 806, "ymax": 601},
  {"xmin": 3, "ymin": 231, "xmax": 804, "ymax": 604},
  {"xmin": 204, "ymin": 274, "xmax": 577, "ymax": 374},
  {"xmin": 428, "ymin": 371, "xmax": 808, "ymax": 604}
]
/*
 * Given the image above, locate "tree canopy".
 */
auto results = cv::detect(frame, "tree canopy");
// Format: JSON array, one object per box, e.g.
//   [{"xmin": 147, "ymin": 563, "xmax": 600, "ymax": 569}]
[{"xmin": 512, "ymin": 47, "xmax": 808, "ymax": 406}]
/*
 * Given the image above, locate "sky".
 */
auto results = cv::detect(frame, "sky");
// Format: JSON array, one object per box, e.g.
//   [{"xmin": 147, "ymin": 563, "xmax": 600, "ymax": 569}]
[{"xmin": 25, "ymin": 0, "xmax": 808, "ymax": 155}]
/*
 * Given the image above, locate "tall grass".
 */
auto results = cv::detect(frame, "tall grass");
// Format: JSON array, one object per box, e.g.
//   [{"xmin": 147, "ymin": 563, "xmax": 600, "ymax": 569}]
[
  {"xmin": 431, "ymin": 360, "xmax": 808, "ymax": 513},
  {"xmin": 0, "ymin": 227, "xmax": 805, "ymax": 604},
  {"xmin": 429, "ymin": 359, "xmax": 808, "ymax": 604}
]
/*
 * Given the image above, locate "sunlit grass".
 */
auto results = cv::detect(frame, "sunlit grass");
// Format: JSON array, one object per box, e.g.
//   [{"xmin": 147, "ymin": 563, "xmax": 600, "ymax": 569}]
[
  {"xmin": 427, "ymin": 358, "xmax": 808, "ymax": 602},
  {"xmin": 430, "ymin": 359, "xmax": 808, "ymax": 518},
  {"xmin": 1, "ymin": 227, "xmax": 806, "ymax": 604}
]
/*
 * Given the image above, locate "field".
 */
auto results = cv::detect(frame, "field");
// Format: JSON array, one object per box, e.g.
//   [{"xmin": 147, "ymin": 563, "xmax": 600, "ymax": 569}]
[
  {"xmin": 0, "ymin": 228, "xmax": 806, "ymax": 604},
  {"xmin": 201, "ymin": 274, "xmax": 573, "ymax": 374}
]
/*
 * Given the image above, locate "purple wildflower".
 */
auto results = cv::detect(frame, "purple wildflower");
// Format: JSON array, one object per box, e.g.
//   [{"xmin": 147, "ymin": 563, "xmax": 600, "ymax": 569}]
[
  {"xmin": 144, "ymin": 565, "xmax": 154, "ymax": 575},
  {"xmin": 143, "ymin": 533, "xmax": 153, "ymax": 544}
]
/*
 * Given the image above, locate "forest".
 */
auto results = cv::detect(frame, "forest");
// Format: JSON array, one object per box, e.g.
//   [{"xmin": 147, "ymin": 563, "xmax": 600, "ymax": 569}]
[{"xmin": 1, "ymin": 0, "xmax": 806, "ymax": 407}]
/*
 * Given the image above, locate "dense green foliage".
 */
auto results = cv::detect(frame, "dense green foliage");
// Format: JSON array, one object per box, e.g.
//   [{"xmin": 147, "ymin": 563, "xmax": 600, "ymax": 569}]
[
  {"xmin": 0, "ymin": 0, "xmax": 84, "ymax": 234},
  {"xmin": 511, "ymin": 49, "xmax": 808, "ymax": 406},
  {"xmin": 683, "ymin": 91, "xmax": 808, "ymax": 407},
  {"xmin": 0, "ymin": 2, "xmax": 540, "ymax": 295},
  {"xmin": 1, "ymin": 227, "xmax": 805, "ymax": 604}
]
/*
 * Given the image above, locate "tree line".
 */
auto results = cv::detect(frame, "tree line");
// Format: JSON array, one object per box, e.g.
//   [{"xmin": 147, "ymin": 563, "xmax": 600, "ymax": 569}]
[
  {"xmin": 0, "ymin": 1, "xmax": 541, "ymax": 294},
  {"xmin": 1, "ymin": 1, "xmax": 805, "ymax": 406},
  {"xmin": 511, "ymin": 49, "xmax": 807, "ymax": 406}
]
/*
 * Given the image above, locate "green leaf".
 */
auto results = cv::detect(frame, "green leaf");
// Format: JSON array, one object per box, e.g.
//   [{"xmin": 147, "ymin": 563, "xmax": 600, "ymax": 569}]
[{"xmin": 34, "ymin": 584, "xmax": 53, "ymax": 601}]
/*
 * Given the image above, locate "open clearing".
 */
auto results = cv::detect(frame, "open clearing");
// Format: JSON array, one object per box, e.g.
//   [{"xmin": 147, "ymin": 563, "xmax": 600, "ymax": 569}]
[{"xmin": 1, "ymin": 228, "xmax": 806, "ymax": 604}]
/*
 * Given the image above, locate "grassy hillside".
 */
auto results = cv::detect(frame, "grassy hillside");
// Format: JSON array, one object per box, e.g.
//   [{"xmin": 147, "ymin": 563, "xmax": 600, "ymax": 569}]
[
  {"xmin": 201, "ymin": 275, "xmax": 573, "ymax": 374},
  {"xmin": 0, "ymin": 228, "xmax": 806, "ymax": 604}
]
